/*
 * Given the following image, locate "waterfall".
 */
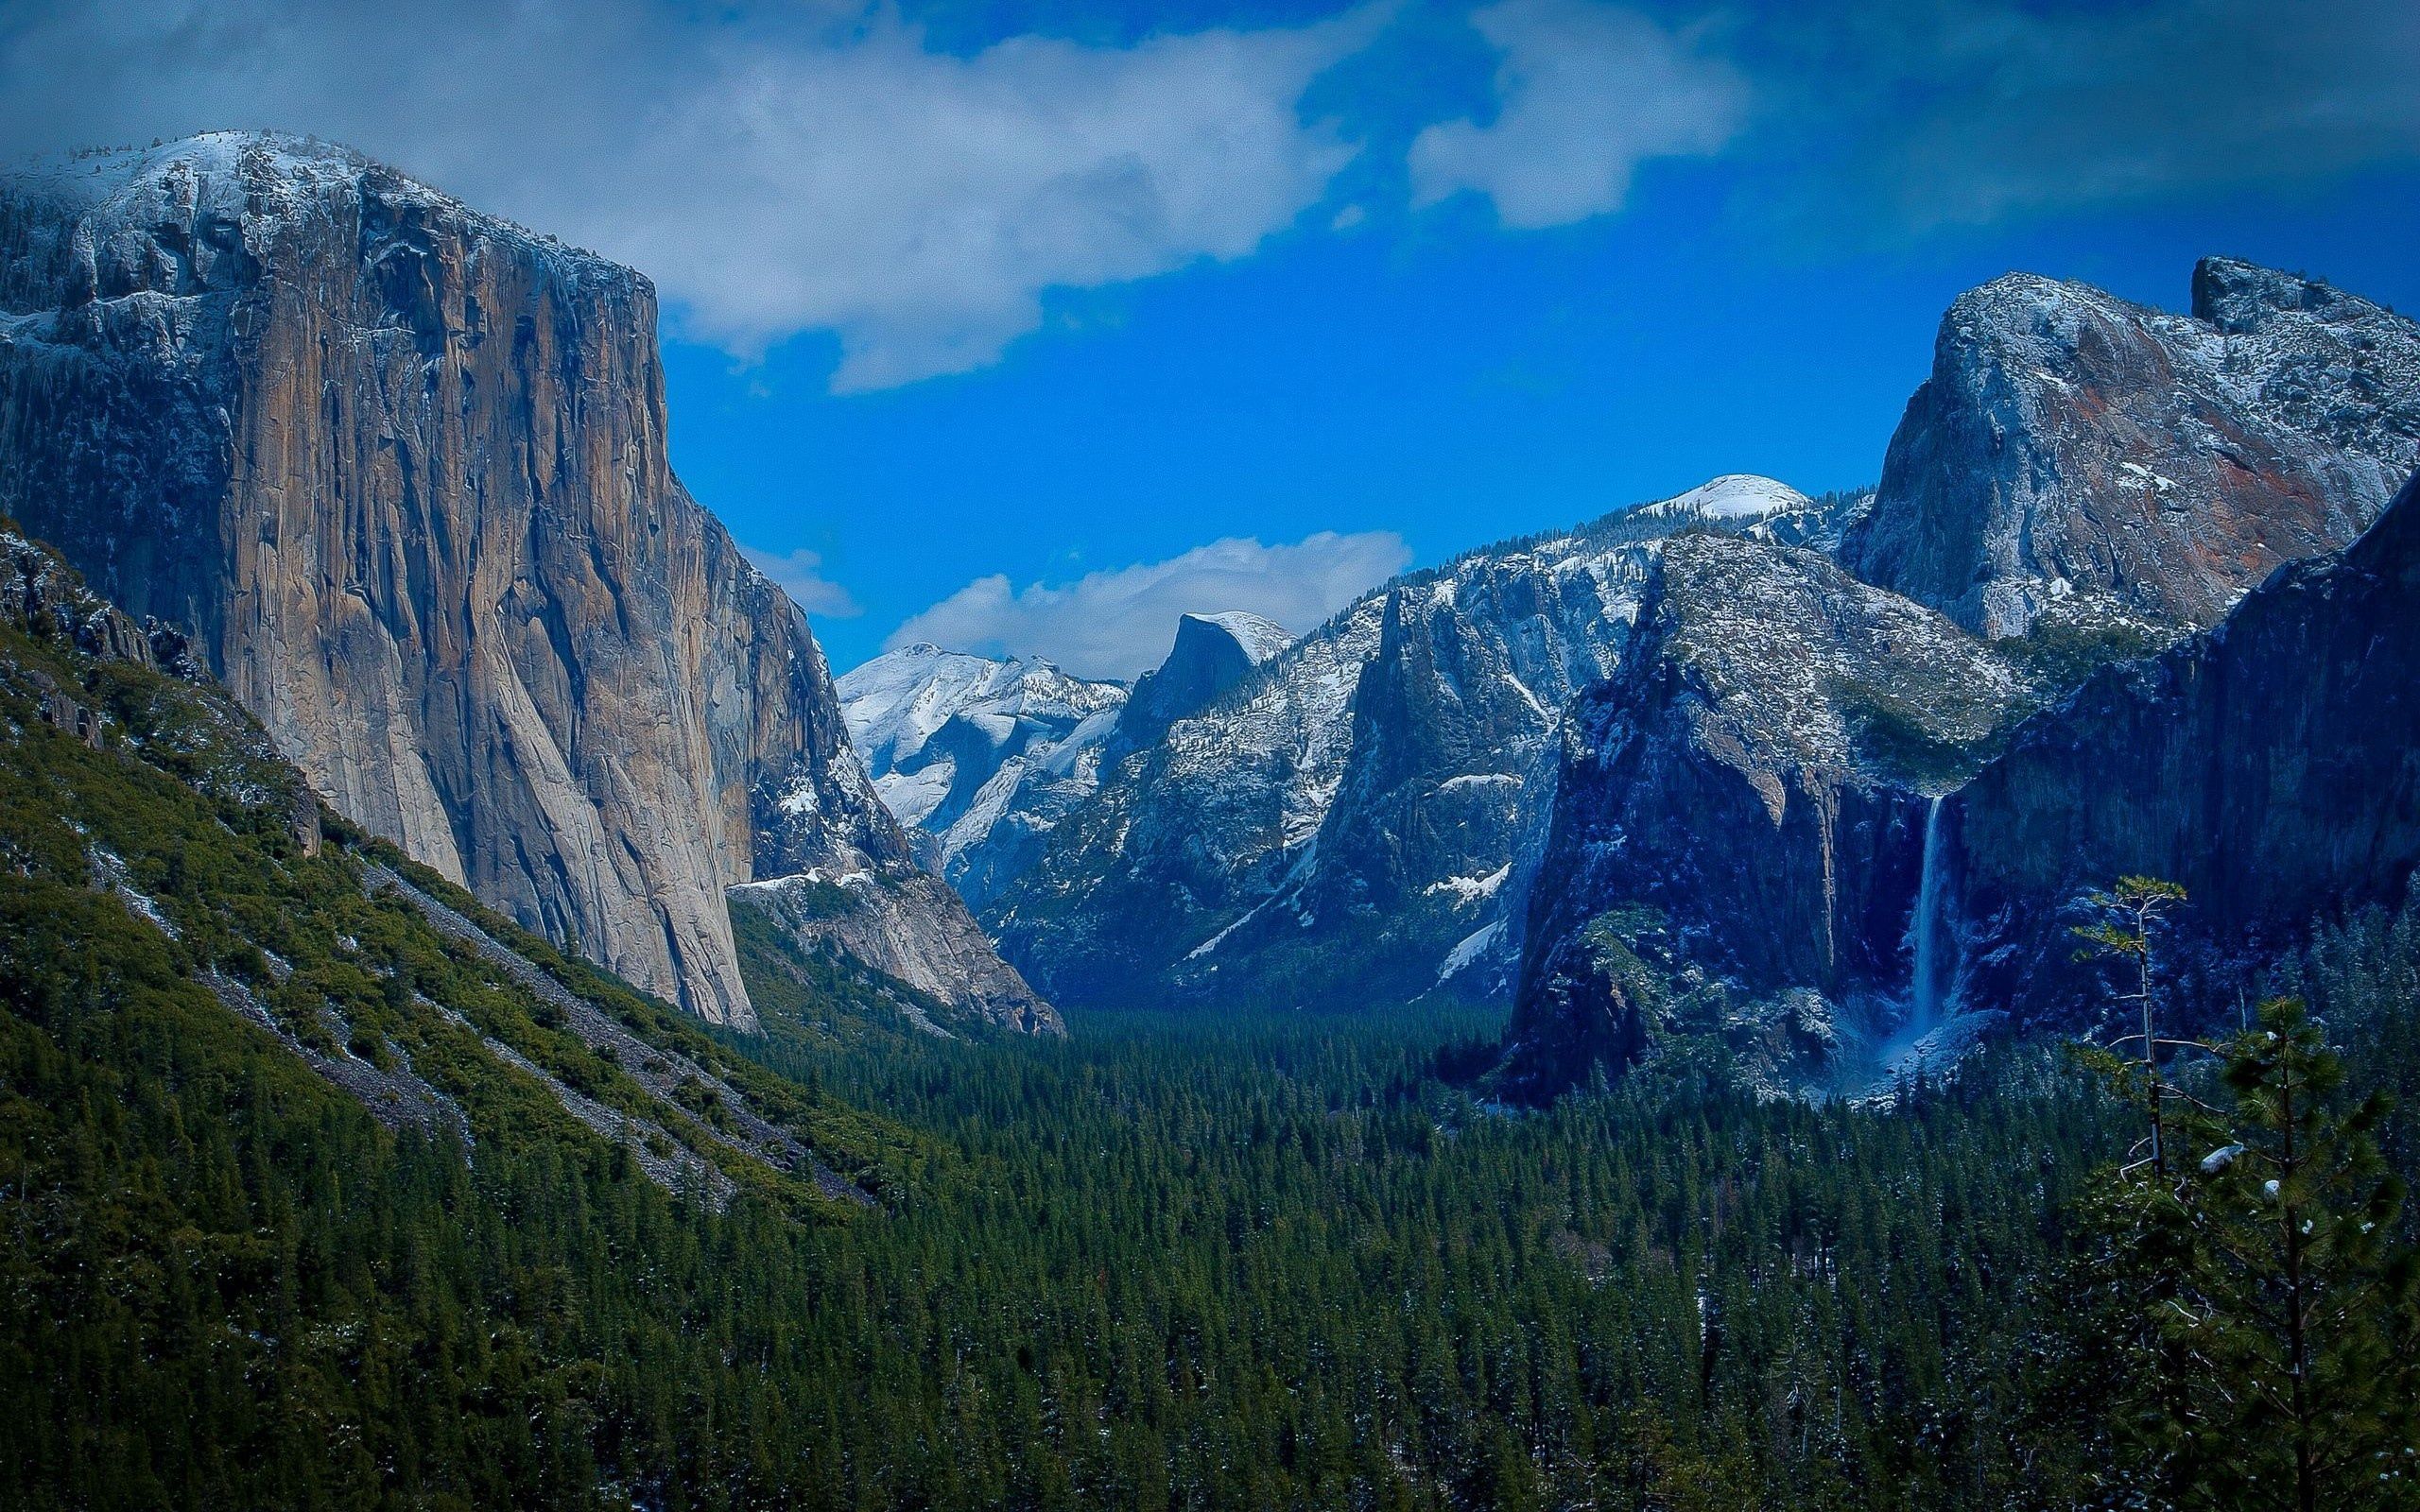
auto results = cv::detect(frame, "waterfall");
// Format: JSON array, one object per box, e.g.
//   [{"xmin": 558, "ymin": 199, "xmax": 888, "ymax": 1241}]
[{"xmin": 1909, "ymin": 796, "xmax": 1949, "ymax": 1031}]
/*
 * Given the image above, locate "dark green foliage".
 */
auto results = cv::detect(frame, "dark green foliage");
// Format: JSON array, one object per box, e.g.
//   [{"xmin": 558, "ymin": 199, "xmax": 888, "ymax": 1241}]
[
  {"xmin": 2048, "ymin": 999, "xmax": 2420, "ymax": 1510},
  {"xmin": 2004, "ymin": 616, "xmax": 2176, "ymax": 694},
  {"xmin": 715, "ymin": 1005, "xmax": 2122, "ymax": 1511},
  {"xmin": 4, "ymin": 561, "xmax": 2413, "ymax": 1508}
]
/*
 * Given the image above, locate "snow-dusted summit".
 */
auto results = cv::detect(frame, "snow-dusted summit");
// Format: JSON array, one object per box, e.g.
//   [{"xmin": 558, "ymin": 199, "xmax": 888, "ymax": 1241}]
[
  {"xmin": 1847, "ymin": 257, "xmax": 2420, "ymax": 639},
  {"xmin": 0, "ymin": 131, "xmax": 1054, "ymax": 1035},
  {"xmin": 837, "ymin": 646, "xmax": 1126, "ymax": 908}
]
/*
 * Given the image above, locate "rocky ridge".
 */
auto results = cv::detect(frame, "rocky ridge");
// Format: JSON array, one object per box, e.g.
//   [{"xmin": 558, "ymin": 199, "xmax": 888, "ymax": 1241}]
[
  {"xmin": 1943, "ymin": 467, "xmax": 2420, "ymax": 1029},
  {"xmin": 1846, "ymin": 257, "xmax": 2420, "ymax": 640},
  {"xmin": 990, "ymin": 477, "xmax": 1870, "ymax": 1010},
  {"xmin": 1497, "ymin": 260, "xmax": 2420, "ymax": 1100},
  {"xmin": 0, "ymin": 525, "xmax": 883, "ymax": 1204},
  {"xmin": 1492, "ymin": 532, "xmax": 2035, "ymax": 1101}
]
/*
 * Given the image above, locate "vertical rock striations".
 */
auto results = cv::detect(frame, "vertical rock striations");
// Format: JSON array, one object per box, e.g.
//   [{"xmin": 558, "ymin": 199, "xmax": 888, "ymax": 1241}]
[
  {"xmin": 1494, "ymin": 534, "xmax": 2033, "ymax": 1100},
  {"xmin": 0, "ymin": 133, "xmax": 1046, "ymax": 1032}
]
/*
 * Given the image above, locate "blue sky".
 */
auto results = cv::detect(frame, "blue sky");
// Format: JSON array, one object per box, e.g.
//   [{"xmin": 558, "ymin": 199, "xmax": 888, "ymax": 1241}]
[{"xmin": 6, "ymin": 0, "xmax": 2418, "ymax": 675}]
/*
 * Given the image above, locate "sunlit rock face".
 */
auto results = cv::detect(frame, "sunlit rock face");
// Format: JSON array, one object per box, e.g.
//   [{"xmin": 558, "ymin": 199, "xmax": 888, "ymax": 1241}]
[
  {"xmin": 0, "ymin": 132, "xmax": 1046, "ymax": 1032},
  {"xmin": 1847, "ymin": 258, "xmax": 2420, "ymax": 642}
]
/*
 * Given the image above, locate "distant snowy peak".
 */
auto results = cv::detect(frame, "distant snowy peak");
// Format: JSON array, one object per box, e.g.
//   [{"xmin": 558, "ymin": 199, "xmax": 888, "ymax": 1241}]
[
  {"xmin": 836, "ymin": 644, "xmax": 1127, "ymax": 903},
  {"xmin": 1634, "ymin": 473, "xmax": 1812, "ymax": 523},
  {"xmin": 1117, "ymin": 609, "xmax": 1298, "ymax": 745},
  {"xmin": 838, "ymin": 644, "xmax": 1123, "ymax": 782}
]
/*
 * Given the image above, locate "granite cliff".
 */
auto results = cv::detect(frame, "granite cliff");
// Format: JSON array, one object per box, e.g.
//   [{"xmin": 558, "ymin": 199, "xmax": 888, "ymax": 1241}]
[
  {"xmin": 0, "ymin": 133, "xmax": 1047, "ymax": 1032},
  {"xmin": 989, "ymin": 477, "xmax": 1868, "ymax": 1010},
  {"xmin": 1492, "ymin": 533, "xmax": 2034, "ymax": 1101},
  {"xmin": 1943, "ymin": 468, "xmax": 2420, "ymax": 1028}
]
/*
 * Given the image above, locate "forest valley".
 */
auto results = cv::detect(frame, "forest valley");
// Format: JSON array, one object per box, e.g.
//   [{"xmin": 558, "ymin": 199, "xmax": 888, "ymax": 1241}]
[{"xmin": 5, "ymin": 686, "xmax": 2417, "ymax": 1512}]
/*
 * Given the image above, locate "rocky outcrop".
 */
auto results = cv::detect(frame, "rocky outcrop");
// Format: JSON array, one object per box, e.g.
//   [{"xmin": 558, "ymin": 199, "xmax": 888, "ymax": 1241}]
[
  {"xmin": 0, "ymin": 133, "xmax": 1043, "ymax": 1032},
  {"xmin": 1494, "ymin": 533, "xmax": 2034, "ymax": 1100},
  {"xmin": 990, "ymin": 478, "xmax": 1870, "ymax": 1010},
  {"xmin": 1846, "ymin": 258, "xmax": 2420, "ymax": 641},
  {"xmin": 732, "ymin": 870, "xmax": 1061, "ymax": 1035},
  {"xmin": 838, "ymin": 616, "xmax": 1298, "ymax": 918},
  {"xmin": 1944, "ymin": 467, "xmax": 2420, "ymax": 1028}
]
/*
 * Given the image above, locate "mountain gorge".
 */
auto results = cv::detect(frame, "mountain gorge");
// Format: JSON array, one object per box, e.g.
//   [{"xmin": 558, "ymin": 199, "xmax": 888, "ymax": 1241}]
[
  {"xmin": 6, "ymin": 110, "xmax": 2420, "ymax": 1512},
  {"xmin": 0, "ymin": 134, "xmax": 1046, "ymax": 1035}
]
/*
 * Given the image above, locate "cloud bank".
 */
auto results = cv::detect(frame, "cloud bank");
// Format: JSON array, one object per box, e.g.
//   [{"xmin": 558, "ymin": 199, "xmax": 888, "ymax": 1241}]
[
  {"xmin": 0, "ymin": 0, "xmax": 1370, "ymax": 389},
  {"xmin": 888, "ymin": 531, "xmax": 1411, "ymax": 679},
  {"xmin": 1772, "ymin": 0, "xmax": 2420, "ymax": 230},
  {"xmin": 4, "ymin": 0, "xmax": 2414, "ymax": 395}
]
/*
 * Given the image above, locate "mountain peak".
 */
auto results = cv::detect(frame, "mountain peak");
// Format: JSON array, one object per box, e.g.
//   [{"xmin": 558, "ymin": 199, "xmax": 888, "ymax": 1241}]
[
  {"xmin": 2189, "ymin": 255, "xmax": 2385, "ymax": 335},
  {"xmin": 1849, "ymin": 258, "xmax": 2420, "ymax": 638}
]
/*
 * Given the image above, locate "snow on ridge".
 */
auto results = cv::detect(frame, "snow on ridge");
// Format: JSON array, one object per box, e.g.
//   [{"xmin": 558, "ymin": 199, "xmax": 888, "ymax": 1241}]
[
  {"xmin": 1188, "ymin": 610, "xmax": 1294, "ymax": 664},
  {"xmin": 1636, "ymin": 473, "xmax": 1811, "ymax": 523}
]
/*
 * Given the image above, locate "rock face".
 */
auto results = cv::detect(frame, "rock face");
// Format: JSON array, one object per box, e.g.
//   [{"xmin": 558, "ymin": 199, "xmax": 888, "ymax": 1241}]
[
  {"xmin": 1846, "ymin": 258, "xmax": 2420, "ymax": 640},
  {"xmin": 837, "ymin": 644, "xmax": 1127, "ymax": 909},
  {"xmin": 1945, "ymin": 467, "xmax": 2420, "ymax": 1027},
  {"xmin": 1115, "ymin": 610, "xmax": 1290, "ymax": 746},
  {"xmin": 989, "ymin": 478, "xmax": 1869, "ymax": 1010},
  {"xmin": 0, "ymin": 133, "xmax": 1046, "ymax": 1032},
  {"xmin": 1493, "ymin": 534, "xmax": 2033, "ymax": 1100}
]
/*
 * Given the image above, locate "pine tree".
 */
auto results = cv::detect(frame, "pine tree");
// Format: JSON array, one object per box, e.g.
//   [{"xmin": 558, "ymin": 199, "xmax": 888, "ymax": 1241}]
[
  {"xmin": 2073, "ymin": 876, "xmax": 2190, "ymax": 1177},
  {"xmin": 2076, "ymin": 997, "xmax": 2420, "ymax": 1510}
]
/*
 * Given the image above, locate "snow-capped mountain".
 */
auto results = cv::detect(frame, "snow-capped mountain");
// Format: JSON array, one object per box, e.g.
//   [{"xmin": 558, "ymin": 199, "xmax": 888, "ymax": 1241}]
[
  {"xmin": 988, "ymin": 476, "xmax": 1868, "ymax": 1010},
  {"xmin": 1497, "ymin": 258, "xmax": 2420, "ymax": 1099},
  {"xmin": 838, "ymin": 646, "xmax": 1127, "ymax": 908},
  {"xmin": 1492, "ymin": 530, "xmax": 2036, "ymax": 1102},
  {"xmin": 838, "ymin": 611, "xmax": 1297, "ymax": 910}
]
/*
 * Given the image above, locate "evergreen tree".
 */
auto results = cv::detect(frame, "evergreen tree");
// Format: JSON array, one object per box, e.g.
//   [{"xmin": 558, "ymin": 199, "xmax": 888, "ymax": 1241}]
[{"xmin": 2071, "ymin": 997, "xmax": 2420, "ymax": 1510}]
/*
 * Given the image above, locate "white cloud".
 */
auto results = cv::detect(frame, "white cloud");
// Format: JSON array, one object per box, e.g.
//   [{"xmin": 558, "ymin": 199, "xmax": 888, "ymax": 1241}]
[
  {"xmin": 1409, "ymin": 0, "xmax": 1747, "ymax": 229},
  {"xmin": 742, "ymin": 545, "xmax": 863, "ymax": 619},
  {"xmin": 0, "ymin": 0, "xmax": 1374, "ymax": 389},
  {"xmin": 889, "ymin": 530, "xmax": 1411, "ymax": 679}
]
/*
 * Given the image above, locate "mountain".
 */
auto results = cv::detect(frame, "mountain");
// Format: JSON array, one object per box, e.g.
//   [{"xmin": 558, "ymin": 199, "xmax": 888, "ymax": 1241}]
[
  {"xmin": 837, "ymin": 644, "xmax": 1127, "ymax": 909},
  {"xmin": 837, "ymin": 611, "xmax": 1290, "ymax": 915},
  {"xmin": 1491, "ymin": 531, "xmax": 2036, "ymax": 1102},
  {"xmin": 1846, "ymin": 258, "xmax": 2420, "ymax": 641},
  {"xmin": 0, "ymin": 132, "xmax": 1046, "ymax": 1034},
  {"xmin": 0, "ymin": 523, "xmax": 893, "ymax": 1204},
  {"xmin": 1115, "ymin": 610, "xmax": 1292, "ymax": 746},
  {"xmin": 1942, "ymin": 467, "xmax": 2420, "ymax": 1027},
  {"xmin": 989, "ymin": 477, "xmax": 1867, "ymax": 1010},
  {"xmin": 1495, "ymin": 259, "xmax": 2420, "ymax": 1100}
]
